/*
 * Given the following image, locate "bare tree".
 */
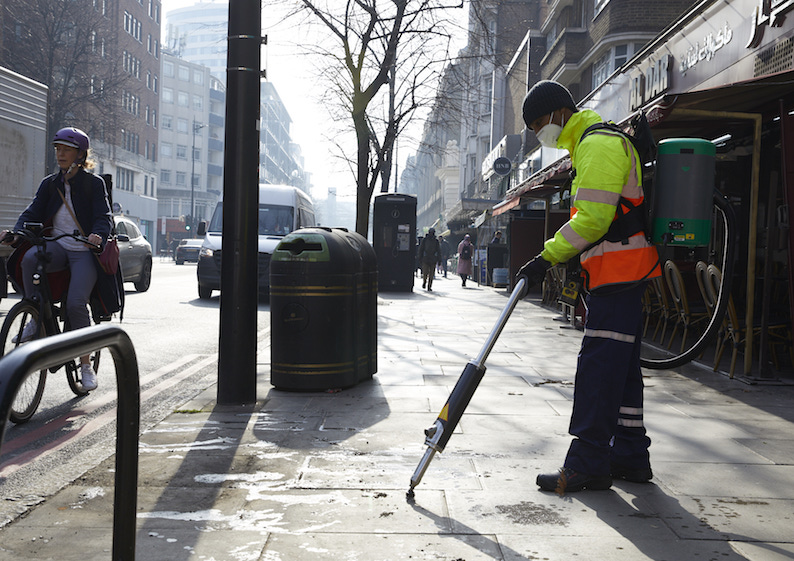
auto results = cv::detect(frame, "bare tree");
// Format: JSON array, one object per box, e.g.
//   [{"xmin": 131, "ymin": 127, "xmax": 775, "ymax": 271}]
[
  {"xmin": 282, "ymin": 0, "xmax": 462, "ymax": 236},
  {"xmin": 1, "ymin": 0, "xmax": 135, "ymax": 169}
]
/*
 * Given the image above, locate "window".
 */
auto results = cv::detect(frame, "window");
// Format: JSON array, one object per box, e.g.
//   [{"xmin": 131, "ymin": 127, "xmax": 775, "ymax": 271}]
[
  {"xmin": 162, "ymin": 114, "xmax": 172, "ymax": 130},
  {"xmin": 594, "ymin": 0, "xmax": 611, "ymax": 17},
  {"xmin": 614, "ymin": 44, "xmax": 628, "ymax": 68},
  {"xmin": 177, "ymin": 118, "xmax": 189, "ymax": 134},
  {"xmin": 591, "ymin": 44, "xmax": 637, "ymax": 90},
  {"xmin": 121, "ymin": 91, "xmax": 140, "ymax": 116},
  {"xmin": 162, "ymin": 87, "xmax": 174, "ymax": 103},
  {"xmin": 122, "ymin": 51, "xmax": 141, "ymax": 78},
  {"xmin": 177, "ymin": 145, "xmax": 187, "ymax": 159},
  {"xmin": 161, "ymin": 170, "xmax": 171, "ymax": 184},
  {"xmin": 193, "ymin": 95, "xmax": 203, "ymax": 111},
  {"xmin": 177, "ymin": 91, "xmax": 189, "ymax": 107},
  {"xmin": 192, "ymin": 147, "xmax": 201, "ymax": 161},
  {"xmin": 163, "ymin": 61, "xmax": 174, "ymax": 77},
  {"xmin": 176, "ymin": 172, "xmax": 186, "ymax": 185},
  {"xmin": 178, "ymin": 65, "xmax": 189, "ymax": 81},
  {"xmin": 193, "ymin": 71, "xmax": 203, "ymax": 85},
  {"xmin": 592, "ymin": 51, "xmax": 610, "ymax": 89},
  {"xmin": 117, "ymin": 167, "xmax": 135, "ymax": 192},
  {"xmin": 161, "ymin": 142, "xmax": 173, "ymax": 157},
  {"xmin": 123, "ymin": 11, "xmax": 142, "ymax": 41}
]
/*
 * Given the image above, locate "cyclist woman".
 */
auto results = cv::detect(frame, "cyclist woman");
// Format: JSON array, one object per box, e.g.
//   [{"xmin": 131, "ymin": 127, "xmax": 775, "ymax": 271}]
[{"xmin": 1, "ymin": 127, "xmax": 112, "ymax": 391}]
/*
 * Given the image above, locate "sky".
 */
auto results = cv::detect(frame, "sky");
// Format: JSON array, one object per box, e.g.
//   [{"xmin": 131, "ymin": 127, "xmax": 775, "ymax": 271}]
[{"xmin": 161, "ymin": 0, "xmax": 468, "ymax": 202}]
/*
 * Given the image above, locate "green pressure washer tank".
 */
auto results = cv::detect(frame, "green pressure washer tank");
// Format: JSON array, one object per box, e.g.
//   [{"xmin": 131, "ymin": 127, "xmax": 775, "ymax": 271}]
[{"xmin": 651, "ymin": 138, "xmax": 716, "ymax": 247}]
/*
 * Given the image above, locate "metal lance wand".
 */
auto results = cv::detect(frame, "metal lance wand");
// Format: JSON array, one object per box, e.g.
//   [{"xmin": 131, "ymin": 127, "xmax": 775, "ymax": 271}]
[{"xmin": 407, "ymin": 278, "xmax": 527, "ymax": 499}]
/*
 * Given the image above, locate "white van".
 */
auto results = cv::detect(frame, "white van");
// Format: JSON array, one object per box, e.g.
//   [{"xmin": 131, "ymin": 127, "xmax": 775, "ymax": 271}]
[{"xmin": 196, "ymin": 184, "xmax": 315, "ymax": 299}]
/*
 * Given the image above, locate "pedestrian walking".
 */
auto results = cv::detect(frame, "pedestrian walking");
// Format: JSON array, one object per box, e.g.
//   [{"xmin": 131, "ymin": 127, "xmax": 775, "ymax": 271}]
[
  {"xmin": 438, "ymin": 236, "xmax": 451, "ymax": 277},
  {"xmin": 517, "ymin": 80, "xmax": 661, "ymax": 494},
  {"xmin": 456, "ymin": 234, "xmax": 474, "ymax": 287},
  {"xmin": 418, "ymin": 228, "xmax": 441, "ymax": 291},
  {"xmin": 490, "ymin": 231, "xmax": 502, "ymax": 244}
]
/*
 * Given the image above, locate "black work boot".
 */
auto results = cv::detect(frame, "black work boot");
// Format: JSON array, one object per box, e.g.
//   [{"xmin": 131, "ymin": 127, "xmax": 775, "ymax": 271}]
[{"xmin": 537, "ymin": 467, "xmax": 612, "ymax": 495}]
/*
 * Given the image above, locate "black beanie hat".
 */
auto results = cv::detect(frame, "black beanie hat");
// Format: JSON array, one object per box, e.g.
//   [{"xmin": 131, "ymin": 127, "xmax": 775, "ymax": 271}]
[{"xmin": 522, "ymin": 80, "xmax": 577, "ymax": 127}]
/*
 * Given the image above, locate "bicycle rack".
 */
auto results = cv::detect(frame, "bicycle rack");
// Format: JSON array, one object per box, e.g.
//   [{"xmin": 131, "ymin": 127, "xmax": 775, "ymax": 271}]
[{"xmin": 0, "ymin": 325, "xmax": 140, "ymax": 561}]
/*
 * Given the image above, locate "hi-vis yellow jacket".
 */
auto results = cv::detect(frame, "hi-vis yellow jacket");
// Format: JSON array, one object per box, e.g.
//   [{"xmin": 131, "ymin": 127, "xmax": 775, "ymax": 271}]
[{"xmin": 540, "ymin": 109, "xmax": 661, "ymax": 290}]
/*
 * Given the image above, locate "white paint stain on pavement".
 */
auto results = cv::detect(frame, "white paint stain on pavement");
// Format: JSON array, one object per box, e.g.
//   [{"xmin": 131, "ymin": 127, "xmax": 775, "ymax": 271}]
[{"xmin": 137, "ymin": 490, "xmax": 351, "ymax": 534}]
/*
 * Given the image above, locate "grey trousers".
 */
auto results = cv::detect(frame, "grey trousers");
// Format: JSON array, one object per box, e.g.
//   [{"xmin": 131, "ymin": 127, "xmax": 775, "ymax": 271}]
[{"xmin": 22, "ymin": 242, "xmax": 97, "ymax": 330}]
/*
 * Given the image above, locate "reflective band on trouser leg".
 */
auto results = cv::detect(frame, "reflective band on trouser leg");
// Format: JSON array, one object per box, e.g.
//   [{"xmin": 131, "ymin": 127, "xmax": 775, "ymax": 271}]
[
  {"xmin": 564, "ymin": 283, "xmax": 647, "ymax": 476},
  {"xmin": 617, "ymin": 406, "xmax": 644, "ymax": 428}
]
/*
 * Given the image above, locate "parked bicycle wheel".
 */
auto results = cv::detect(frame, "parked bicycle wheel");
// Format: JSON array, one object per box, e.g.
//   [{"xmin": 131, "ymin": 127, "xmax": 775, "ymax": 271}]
[
  {"xmin": 0, "ymin": 301, "xmax": 47, "ymax": 424},
  {"xmin": 65, "ymin": 351, "xmax": 100, "ymax": 396}
]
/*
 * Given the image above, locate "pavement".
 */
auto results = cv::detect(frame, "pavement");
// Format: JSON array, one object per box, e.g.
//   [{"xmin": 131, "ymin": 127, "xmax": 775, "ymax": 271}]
[{"xmin": 2, "ymin": 272, "xmax": 794, "ymax": 561}]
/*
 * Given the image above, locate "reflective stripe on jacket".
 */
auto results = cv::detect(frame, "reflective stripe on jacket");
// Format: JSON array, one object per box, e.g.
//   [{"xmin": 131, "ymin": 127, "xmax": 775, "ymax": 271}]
[{"xmin": 540, "ymin": 109, "xmax": 660, "ymax": 289}]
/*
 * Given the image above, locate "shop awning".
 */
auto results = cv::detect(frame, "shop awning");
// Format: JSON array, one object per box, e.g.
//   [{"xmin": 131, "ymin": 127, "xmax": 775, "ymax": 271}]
[
  {"xmin": 492, "ymin": 69, "xmax": 794, "ymax": 217},
  {"xmin": 492, "ymin": 158, "xmax": 572, "ymax": 216}
]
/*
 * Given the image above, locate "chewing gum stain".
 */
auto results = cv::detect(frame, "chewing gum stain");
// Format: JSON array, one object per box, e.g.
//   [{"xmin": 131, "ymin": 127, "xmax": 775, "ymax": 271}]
[{"xmin": 494, "ymin": 502, "xmax": 569, "ymax": 526}]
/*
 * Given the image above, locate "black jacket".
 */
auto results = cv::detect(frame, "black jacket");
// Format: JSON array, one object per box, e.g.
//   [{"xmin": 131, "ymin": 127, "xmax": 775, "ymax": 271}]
[{"xmin": 16, "ymin": 168, "xmax": 113, "ymax": 245}]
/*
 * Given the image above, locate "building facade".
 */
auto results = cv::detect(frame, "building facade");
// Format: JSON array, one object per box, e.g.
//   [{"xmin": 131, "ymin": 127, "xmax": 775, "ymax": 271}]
[
  {"xmin": 166, "ymin": 1, "xmax": 308, "ymax": 196},
  {"xmin": 157, "ymin": 52, "xmax": 225, "ymax": 248},
  {"xmin": 164, "ymin": 1, "xmax": 229, "ymax": 85},
  {"xmin": 260, "ymin": 82, "xmax": 308, "ymax": 193}
]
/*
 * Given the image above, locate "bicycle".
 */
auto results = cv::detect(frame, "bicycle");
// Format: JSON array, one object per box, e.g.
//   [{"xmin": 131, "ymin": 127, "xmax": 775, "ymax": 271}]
[{"xmin": 0, "ymin": 223, "xmax": 102, "ymax": 424}]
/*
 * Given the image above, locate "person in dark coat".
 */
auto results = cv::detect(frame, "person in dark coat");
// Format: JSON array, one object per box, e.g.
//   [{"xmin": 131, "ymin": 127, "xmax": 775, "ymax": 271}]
[
  {"xmin": 438, "ymin": 235, "xmax": 451, "ymax": 277},
  {"xmin": 418, "ymin": 228, "xmax": 441, "ymax": 291},
  {"xmin": 1, "ymin": 127, "xmax": 112, "ymax": 391}
]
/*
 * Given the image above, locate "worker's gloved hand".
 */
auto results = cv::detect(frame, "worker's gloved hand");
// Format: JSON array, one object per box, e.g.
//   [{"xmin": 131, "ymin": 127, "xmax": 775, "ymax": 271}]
[{"xmin": 516, "ymin": 254, "xmax": 552, "ymax": 294}]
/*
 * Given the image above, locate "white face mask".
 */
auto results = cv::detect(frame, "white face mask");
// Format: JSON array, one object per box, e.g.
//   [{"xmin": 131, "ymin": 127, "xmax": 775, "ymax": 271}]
[{"xmin": 536, "ymin": 113, "xmax": 565, "ymax": 148}]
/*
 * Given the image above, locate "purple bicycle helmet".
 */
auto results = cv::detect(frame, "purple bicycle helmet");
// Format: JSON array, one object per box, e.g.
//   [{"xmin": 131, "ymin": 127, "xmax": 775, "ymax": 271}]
[{"xmin": 53, "ymin": 127, "xmax": 90, "ymax": 151}]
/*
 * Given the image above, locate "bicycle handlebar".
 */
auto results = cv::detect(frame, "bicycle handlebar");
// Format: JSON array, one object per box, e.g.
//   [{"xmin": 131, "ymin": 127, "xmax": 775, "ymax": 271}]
[{"xmin": 5, "ymin": 227, "xmax": 101, "ymax": 252}]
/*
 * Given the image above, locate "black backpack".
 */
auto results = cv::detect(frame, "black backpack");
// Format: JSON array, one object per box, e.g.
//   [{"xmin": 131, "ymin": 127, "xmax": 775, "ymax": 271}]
[
  {"xmin": 577, "ymin": 111, "xmax": 656, "ymax": 245},
  {"xmin": 460, "ymin": 244, "xmax": 471, "ymax": 259},
  {"xmin": 580, "ymin": 111, "xmax": 656, "ymax": 168}
]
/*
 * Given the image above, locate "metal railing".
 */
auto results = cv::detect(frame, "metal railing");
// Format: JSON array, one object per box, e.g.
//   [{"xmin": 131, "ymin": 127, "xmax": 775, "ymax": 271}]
[{"xmin": 0, "ymin": 324, "xmax": 140, "ymax": 561}]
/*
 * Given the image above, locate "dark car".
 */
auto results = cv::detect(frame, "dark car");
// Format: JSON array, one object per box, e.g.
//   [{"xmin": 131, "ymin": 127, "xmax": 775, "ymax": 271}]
[
  {"xmin": 114, "ymin": 215, "xmax": 152, "ymax": 292},
  {"xmin": 175, "ymin": 238, "xmax": 203, "ymax": 264}
]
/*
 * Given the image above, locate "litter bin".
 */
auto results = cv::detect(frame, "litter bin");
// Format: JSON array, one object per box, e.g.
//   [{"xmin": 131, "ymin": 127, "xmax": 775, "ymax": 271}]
[{"xmin": 270, "ymin": 227, "xmax": 377, "ymax": 390}]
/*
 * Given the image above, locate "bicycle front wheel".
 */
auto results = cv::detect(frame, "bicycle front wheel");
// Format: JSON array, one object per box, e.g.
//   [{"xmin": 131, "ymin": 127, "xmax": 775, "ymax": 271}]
[{"xmin": 0, "ymin": 301, "xmax": 47, "ymax": 424}]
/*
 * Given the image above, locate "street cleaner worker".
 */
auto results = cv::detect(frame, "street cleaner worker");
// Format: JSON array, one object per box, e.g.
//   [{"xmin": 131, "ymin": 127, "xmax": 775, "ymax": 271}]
[{"xmin": 516, "ymin": 81, "xmax": 661, "ymax": 494}]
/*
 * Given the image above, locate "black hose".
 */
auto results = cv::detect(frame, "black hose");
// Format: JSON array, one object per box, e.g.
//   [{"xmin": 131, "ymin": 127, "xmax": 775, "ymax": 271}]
[{"xmin": 640, "ymin": 190, "xmax": 736, "ymax": 369}]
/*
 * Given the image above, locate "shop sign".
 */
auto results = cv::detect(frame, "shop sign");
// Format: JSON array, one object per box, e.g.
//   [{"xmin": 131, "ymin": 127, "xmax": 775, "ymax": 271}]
[
  {"xmin": 747, "ymin": 0, "xmax": 794, "ymax": 47},
  {"xmin": 481, "ymin": 135, "xmax": 520, "ymax": 180},
  {"xmin": 629, "ymin": 54, "xmax": 672, "ymax": 111},
  {"xmin": 493, "ymin": 157, "xmax": 512, "ymax": 176},
  {"xmin": 679, "ymin": 21, "xmax": 734, "ymax": 75}
]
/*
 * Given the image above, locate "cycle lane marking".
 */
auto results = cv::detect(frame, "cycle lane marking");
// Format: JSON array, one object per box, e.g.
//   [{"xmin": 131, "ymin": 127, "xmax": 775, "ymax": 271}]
[{"xmin": 0, "ymin": 353, "xmax": 218, "ymax": 477}]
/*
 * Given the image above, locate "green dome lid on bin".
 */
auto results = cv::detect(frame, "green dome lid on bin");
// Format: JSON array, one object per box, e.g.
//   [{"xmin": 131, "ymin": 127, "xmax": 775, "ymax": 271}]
[{"xmin": 272, "ymin": 232, "xmax": 331, "ymax": 262}]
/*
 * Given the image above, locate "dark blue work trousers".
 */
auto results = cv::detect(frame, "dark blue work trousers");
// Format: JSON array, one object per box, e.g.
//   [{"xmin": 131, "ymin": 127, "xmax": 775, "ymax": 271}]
[{"xmin": 564, "ymin": 282, "xmax": 651, "ymax": 476}]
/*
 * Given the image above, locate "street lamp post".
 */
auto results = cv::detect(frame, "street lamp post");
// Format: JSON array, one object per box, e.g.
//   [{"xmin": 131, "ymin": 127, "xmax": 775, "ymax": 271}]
[{"xmin": 190, "ymin": 119, "xmax": 206, "ymax": 231}]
